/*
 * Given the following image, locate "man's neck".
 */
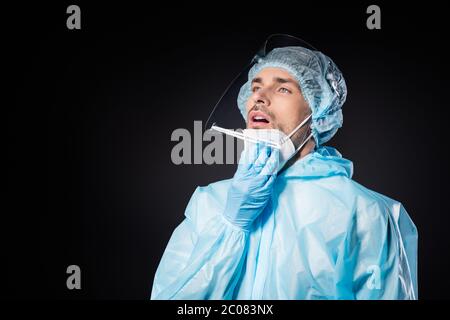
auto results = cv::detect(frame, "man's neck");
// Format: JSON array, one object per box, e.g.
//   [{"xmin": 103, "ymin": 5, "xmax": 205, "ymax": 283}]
[{"xmin": 296, "ymin": 139, "xmax": 316, "ymax": 160}]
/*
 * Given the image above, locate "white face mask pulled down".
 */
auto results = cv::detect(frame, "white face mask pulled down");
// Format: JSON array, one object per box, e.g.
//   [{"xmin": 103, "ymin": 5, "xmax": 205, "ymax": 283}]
[{"xmin": 211, "ymin": 114, "xmax": 313, "ymax": 172}]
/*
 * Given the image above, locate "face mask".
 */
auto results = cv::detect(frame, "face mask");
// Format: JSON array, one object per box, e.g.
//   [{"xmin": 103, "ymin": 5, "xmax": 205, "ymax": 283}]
[
  {"xmin": 242, "ymin": 114, "xmax": 313, "ymax": 172},
  {"xmin": 211, "ymin": 114, "xmax": 313, "ymax": 172}
]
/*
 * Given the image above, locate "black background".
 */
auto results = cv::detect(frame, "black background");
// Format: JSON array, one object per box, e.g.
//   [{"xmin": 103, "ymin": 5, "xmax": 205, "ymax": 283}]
[{"xmin": 6, "ymin": 2, "xmax": 450, "ymax": 299}]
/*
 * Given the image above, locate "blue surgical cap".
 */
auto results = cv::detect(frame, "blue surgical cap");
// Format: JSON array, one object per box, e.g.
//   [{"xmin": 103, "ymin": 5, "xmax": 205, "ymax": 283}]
[{"xmin": 237, "ymin": 46, "xmax": 347, "ymax": 147}]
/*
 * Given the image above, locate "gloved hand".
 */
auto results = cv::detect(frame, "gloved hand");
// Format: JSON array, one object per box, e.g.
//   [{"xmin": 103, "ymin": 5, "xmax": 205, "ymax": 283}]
[{"xmin": 223, "ymin": 143, "xmax": 279, "ymax": 231}]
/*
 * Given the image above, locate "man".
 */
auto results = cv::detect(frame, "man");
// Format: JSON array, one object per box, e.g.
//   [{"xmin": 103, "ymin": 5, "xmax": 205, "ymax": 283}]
[{"xmin": 151, "ymin": 42, "xmax": 418, "ymax": 300}]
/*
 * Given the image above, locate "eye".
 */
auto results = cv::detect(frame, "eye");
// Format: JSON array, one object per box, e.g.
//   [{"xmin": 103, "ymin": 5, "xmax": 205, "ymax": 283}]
[
  {"xmin": 278, "ymin": 87, "xmax": 292, "ymax": 94},
  {"xmin": 252, "ymin": 86, "xmax": 261, "ymax": 93}
]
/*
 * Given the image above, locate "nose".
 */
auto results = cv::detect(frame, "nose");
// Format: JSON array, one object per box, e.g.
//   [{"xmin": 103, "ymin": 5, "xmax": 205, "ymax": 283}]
[{"xmin": 252, "ymin": 88, "xmax": 270, "ymax": 107}]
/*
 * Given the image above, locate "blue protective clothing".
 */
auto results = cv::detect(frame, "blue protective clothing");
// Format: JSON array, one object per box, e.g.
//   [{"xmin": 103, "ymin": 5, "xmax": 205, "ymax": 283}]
[{"xmin": 151, "ymin": 146, "xmax": 418, "ymax": 300}]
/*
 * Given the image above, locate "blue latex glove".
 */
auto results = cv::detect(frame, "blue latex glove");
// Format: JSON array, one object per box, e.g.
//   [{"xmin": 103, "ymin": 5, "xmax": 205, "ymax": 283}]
[{"xmin": 223, "ymin": 143, "xmax": 279, "ymax": 231}]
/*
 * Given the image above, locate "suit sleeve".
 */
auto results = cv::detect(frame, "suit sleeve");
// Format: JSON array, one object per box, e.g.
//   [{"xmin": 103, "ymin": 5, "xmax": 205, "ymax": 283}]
[{"xmin": 150, "ymin": 186, "xmax": 249, "ymax": 300}]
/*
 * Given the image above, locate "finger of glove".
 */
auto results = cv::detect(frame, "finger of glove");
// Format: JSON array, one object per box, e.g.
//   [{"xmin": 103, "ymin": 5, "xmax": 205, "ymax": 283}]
[
  {"xmin": 259, "ymin": 147, "xmax": 279, "ymax": 176},
  {"xmin": 252, "ymin": 144, "xmax": 271, "ymax": 174},
  {"xmin": 262, "ymin": 170, "xmax": 277, "ymax": 189},
  {"xmin": 237, "ymin": 142, "xmax": 259, "ymax": 172}
]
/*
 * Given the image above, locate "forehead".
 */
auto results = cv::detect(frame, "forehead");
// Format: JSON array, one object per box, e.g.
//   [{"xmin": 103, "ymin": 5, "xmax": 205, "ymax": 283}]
[{"xmin": 253, "ymin": 67, "xmax": 296, "ymax": 82}]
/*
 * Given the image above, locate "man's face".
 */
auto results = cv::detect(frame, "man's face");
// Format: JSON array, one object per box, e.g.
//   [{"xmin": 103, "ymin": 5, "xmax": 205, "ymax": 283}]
[{"xmin": 246, "ymin": 67, "xmax": 310, "ymax": 135}]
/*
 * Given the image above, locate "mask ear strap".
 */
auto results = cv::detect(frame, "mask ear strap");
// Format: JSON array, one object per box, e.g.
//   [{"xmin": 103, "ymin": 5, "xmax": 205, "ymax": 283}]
[
  {"xmin": 284, "ymin": 113, "xmax": 312, "ymax": 141},
  {"xmin": 294, "ymin": 132, "xmax": 314, "ymax": 154},
  {"xmin": 281, "ymin": 131, "xmax": 313, "ymax": 171}
]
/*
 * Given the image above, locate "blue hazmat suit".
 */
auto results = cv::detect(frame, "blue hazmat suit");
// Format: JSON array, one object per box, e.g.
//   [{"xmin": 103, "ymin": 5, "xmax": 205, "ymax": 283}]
[{"xmin": 151, "ymin": 146, "xmax": 418, "ymax": 299}]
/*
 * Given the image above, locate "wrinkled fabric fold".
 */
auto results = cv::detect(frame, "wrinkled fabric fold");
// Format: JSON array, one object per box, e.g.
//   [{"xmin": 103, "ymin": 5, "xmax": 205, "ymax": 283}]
[{"xmin": 151, "ymin": 203, "xmax": 249, "ymax": 299}]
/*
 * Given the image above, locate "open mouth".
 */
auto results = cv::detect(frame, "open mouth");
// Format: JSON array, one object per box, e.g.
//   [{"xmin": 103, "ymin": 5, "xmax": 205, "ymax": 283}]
[
  {"xmin": 253, "ymin": 116, "xmax": 269, "ymax": 123},
  {"xmin": 249, "ymin": 111, "xmax": 271, "ymax": 128}
]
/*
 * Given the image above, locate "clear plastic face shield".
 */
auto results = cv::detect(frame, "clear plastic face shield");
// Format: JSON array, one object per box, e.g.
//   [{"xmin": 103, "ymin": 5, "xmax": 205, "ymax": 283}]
[{"xmin": 205, "ymin": 34, "xmax": 318, "ymax": 172}]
